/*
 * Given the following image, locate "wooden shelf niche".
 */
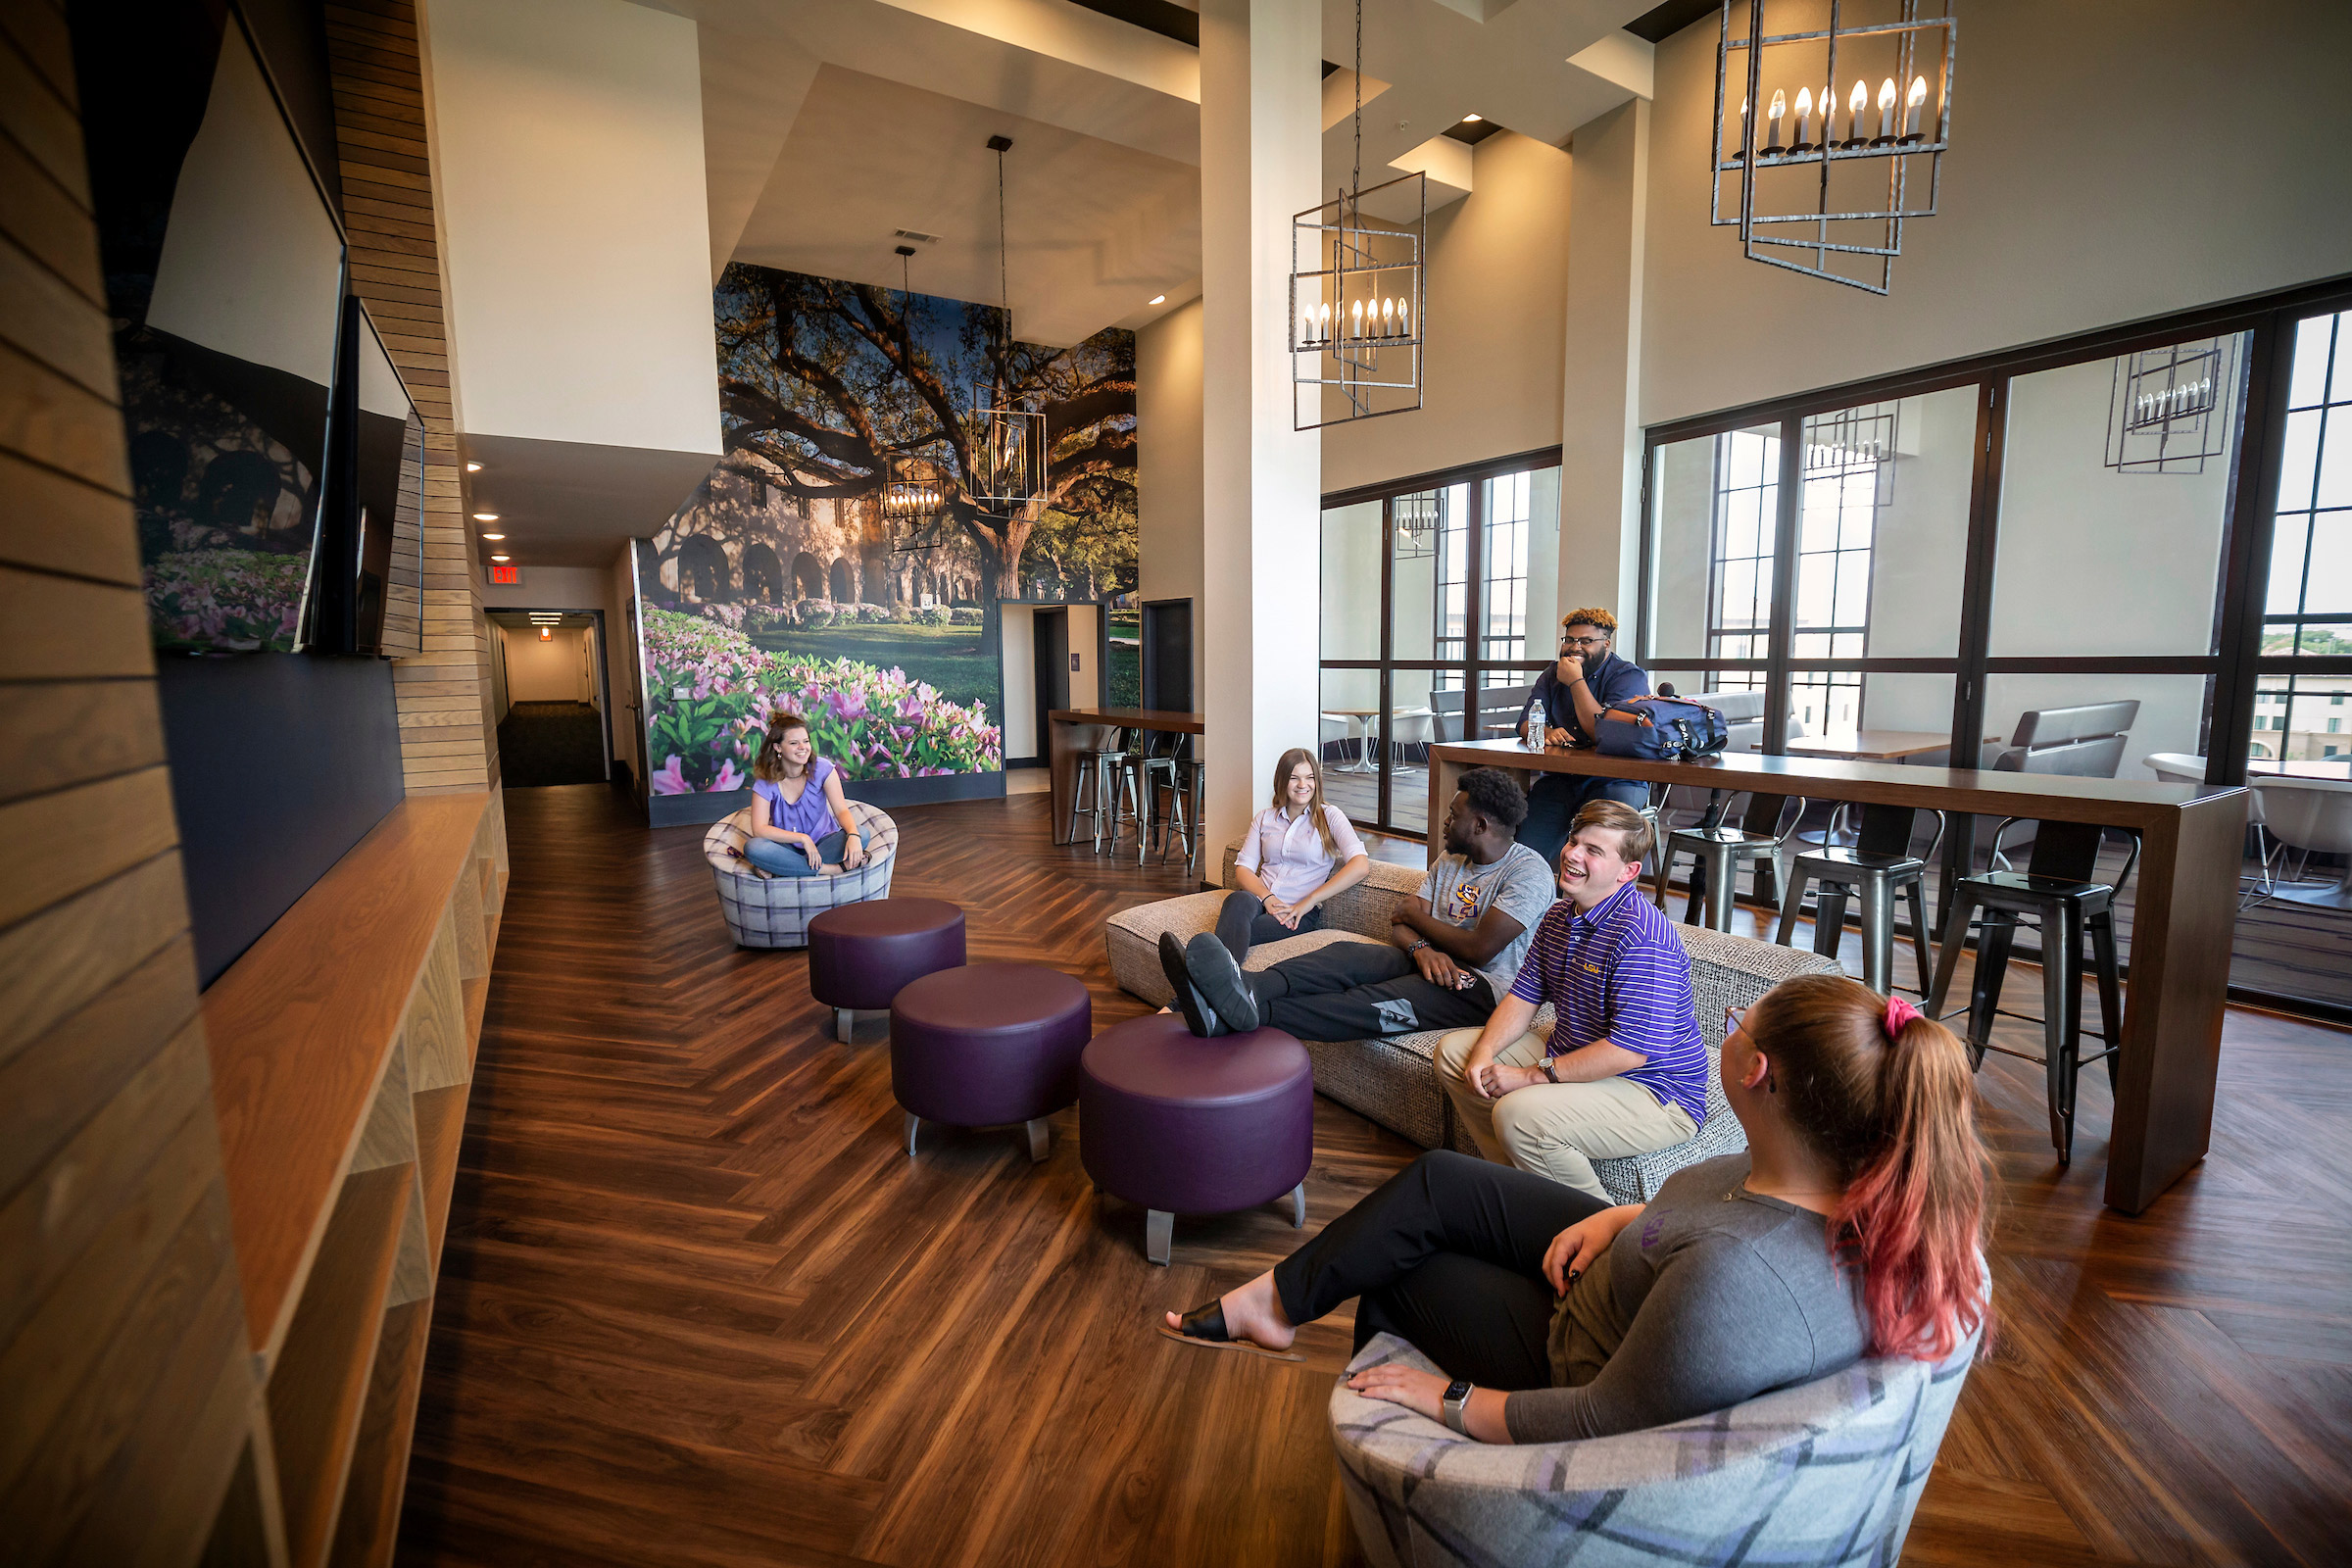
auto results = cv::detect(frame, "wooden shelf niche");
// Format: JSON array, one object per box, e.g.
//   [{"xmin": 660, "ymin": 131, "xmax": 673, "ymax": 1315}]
[{"xmin": 199, "ymin": 790, "xmax": 507, "ymax": 1567}]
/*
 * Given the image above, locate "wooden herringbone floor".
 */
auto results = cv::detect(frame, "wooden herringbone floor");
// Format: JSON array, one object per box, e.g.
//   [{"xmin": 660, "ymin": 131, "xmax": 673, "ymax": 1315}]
[{"xmin": 397, "ymin": 783, "xmax": 2352, "ymax": 1568}]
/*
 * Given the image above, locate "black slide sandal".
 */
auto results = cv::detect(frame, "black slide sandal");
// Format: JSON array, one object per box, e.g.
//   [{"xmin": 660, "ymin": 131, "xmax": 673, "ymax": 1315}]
[{"xmin": 1155, "ymin": 1301, "xmax": 1303, "ymax": 1362}]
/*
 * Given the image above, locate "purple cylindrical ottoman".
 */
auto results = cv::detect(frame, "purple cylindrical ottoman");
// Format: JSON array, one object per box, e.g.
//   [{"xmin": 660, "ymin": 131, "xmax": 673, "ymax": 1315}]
[
  {"xmin": 1079, "ymin": 1012, "xmax": 1315, "ymax": 1265},
  {"xmin": 808, "ymin": 898, "xmax": 965, "ymax": 1042},
  {"xmin": 890, "ymin": 962, "xmax": 1092, "ymax": 1162}
]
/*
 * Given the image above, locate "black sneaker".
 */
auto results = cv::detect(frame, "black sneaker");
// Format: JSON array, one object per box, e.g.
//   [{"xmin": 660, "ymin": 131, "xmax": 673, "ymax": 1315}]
[
  {"xmin": 1159, "ymin": 931, "xmax": 1227, "ymax": 1038},
  {"xmin": 1183, "ymin": 933, "xmax": 1262, "ymax": 1034}
]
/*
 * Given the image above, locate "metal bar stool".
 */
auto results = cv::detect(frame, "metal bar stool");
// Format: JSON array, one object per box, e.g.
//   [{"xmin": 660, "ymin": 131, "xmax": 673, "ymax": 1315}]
[
  {"xmin": 1151, "ymin": 739, "xmax": 1205, "ymax": 877},
  {"xmin": 1775, "ymin": 803, "xmax": 1947, "ymax": 997},
  {"xmin": 1098, "ymin": 729, "xmax": 1152, "ymax": 857},
  {"xmin": 1650, "ymin": 792, "xmax": 1809, "ymax": 933},
  {"xmin": 1927, "ymin": 817, "xmax": 2139, "ymax": 1165},
  {"xmin": 1065, "ymin": 725, "xmax": 1134, "ymax": 851},
  {"xmin": 1131, "ymin": 730, "xmax": 1182, "ymax": 865}
]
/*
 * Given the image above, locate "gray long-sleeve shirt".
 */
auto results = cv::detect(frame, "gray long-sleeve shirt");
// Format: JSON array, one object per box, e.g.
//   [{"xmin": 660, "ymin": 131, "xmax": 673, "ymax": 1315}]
[{"xmin": 1502, "ymin": 1153, "xmax": 1869, "ymax": 1446}]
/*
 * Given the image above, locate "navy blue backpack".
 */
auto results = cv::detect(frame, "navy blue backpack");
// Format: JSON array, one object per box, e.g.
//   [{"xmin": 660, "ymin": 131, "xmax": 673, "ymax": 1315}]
[{"xmin": 1591, "ymin": 698, "xmax": 1731, "ymax": 761}]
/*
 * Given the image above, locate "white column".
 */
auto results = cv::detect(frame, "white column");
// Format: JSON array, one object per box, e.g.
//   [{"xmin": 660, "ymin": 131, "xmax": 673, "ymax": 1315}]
[
  {"xmin": 1199, "ymin": 0, "xmax": 1322, "ymax": 860},
  {"xmin": 1559, "ymin": 98, "xmax": 1650, "ymax": 619}
]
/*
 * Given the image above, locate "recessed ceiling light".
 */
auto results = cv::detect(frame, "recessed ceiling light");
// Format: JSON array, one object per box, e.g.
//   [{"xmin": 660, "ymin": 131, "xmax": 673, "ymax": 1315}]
[
  {"xmin": 481, "ymin": 532, "xmax": 505, "ymax": 540},
  {"xmin": 466, "ymin": 462, "xmax": 482, "ymax": 472},
  {"xmin": 473, "ymin": 512, "xmax": 499, "ymax": 521},
  {"xmin": 490, "ymin": 553, "xmax": 511, "ymax": 562},
  {"xmin": 1462, "ymin": 113, "xmax": 1482, "ymax": 122},
  {"xmin": 1150, "ymin": 294, "xmax": 1166, "ymax": 306}
]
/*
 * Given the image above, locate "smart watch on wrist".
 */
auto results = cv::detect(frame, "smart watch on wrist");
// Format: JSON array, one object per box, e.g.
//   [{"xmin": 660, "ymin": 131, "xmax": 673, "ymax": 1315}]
[{"xmin": 1442, "ymin": 1379, "xmax": 1475, "ymax": 1435}]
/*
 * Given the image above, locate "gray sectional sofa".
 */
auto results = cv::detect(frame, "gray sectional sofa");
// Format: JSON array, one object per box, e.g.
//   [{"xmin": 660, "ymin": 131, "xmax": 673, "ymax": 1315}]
[{"xmin": 1104, "ymin": 844, "xmax": 1842, "ymax": 1202}]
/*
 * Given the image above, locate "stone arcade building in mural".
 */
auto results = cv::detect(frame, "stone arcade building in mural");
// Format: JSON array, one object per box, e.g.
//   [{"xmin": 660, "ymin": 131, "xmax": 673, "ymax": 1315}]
[{"xmin": 646, "ymin": 463, "xmax": 985, "ymax": 614}]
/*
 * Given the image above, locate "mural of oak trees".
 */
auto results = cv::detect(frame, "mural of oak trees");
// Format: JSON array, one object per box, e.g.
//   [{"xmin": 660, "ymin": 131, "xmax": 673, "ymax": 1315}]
[{"xmin": 713, "ymin": 262, "xmax": 1137, "ymax": 652}]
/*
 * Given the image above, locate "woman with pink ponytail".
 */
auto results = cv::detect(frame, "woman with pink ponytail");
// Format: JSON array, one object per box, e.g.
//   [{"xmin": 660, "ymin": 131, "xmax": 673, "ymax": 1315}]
[{"xmin": 1162, "ymin": 972, "xmax": 1989, "ymax": 1444}]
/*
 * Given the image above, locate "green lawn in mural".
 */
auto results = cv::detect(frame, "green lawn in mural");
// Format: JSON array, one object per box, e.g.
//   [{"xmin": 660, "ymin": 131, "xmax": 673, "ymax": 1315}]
[
  {"xmin": 749, "ymin": 620, "xmax": 995, "ymax": 711},
  {"xmin": 1107, "ymin": 610, "xmax": 1141, "ymax": 708}
]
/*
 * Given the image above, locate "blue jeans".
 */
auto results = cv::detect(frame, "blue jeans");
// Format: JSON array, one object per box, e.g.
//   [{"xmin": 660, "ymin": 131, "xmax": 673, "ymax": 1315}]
[
  {"xmin": 1516, "ymin": 772, "xmax": 1647, "ymax": 869},
  {"xmin": 745, "ymin": 826, "xmax": 865, "ymax": 876}
]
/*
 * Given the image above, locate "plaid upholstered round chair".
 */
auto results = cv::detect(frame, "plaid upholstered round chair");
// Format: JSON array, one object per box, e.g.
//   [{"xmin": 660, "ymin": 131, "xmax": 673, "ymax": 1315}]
[
  {"xmin": 702, "ymin": 800, "xmax": 899, "ymax": 949},
  {"xmin": 1329, "ymin": 1314, "xmax": 1984, "ymax": 1568}
]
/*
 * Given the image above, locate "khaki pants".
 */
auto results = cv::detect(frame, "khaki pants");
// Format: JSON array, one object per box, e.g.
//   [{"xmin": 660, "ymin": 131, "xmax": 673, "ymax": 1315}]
[{"xmin": 1435, "ymin": 1028, "xmax": 1698, "ymax": 1202}]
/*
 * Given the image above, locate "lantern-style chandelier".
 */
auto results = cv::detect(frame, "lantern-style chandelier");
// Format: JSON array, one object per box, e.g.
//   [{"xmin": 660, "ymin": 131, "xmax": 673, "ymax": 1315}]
[
  {"xmin": 1393, "ymin": 490, "xmax": 1442, "ymax": 560},
  {"xmin": 881, "ymin": 244, "xmax": 952, "ymax": 551},
  {"xmin": 1712, "ymin": 0, "xmax": 1956, "ymax": 295},
  {"xmin": 1291, "ymin": 0, "xmax": 1424, "ymax": 429},
  {"xmin": 2105, "ymin": 336, "xmax": 2237, "ymax": 475},
  {"xmin": 968, "ymin": 135, "xmax": 1048, "ymax": 514}
]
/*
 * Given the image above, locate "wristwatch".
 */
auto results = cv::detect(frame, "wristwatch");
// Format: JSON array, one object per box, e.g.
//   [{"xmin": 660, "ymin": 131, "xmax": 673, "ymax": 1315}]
[
  {"xmin": 1542, "ymin": 1055, "xmax": 1561, "ymax": 1084},
  {"xmin": 1442, "ymin": 1379, "xmax": 1476, "ymax": 1435}
]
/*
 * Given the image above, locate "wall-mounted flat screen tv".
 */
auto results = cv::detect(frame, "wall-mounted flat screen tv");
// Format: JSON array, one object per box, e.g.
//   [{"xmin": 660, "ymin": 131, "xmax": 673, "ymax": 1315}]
[
  {"xmin": 78, "ymin": 3, "xmax": 346, "ymax": 654},
  {"xmin": 305, "ymin": 299, "xmax": 424, "ymax": 656}
]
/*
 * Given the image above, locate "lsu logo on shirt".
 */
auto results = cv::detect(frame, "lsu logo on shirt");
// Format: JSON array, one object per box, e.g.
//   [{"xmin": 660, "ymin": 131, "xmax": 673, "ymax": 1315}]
[{"xmin": 1447, "ymin": 883, "xmax": 1485, "ymax": 921}]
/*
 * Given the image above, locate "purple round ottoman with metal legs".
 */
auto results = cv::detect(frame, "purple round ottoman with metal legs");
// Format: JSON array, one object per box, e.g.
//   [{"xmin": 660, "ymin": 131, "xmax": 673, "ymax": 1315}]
[
  {"xmin": 1079, "ymin": 1012, "xmax": 1315, "ymax": 1265},
  {"xmin": 890, "ymin": 963, "xmax": 1092, "ymax": 1162},
  {"xmin": 808, "ymin": 899, "xmax": 966, "ymax": 1043}
]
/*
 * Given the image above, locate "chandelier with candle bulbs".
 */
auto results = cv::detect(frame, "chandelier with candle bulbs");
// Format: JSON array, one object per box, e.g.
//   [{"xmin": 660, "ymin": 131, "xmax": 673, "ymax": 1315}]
[
  {"xmin": 1712, "ymin": 0, "xmax": 1956, "ymax": 295},
  {"xmin": 1290, "ymin": 0, "xmax": 1424, "ymax": 429},
  {"xmin": 1393, "ymin": 490, "xmax": 1442, "ymax": 559},
  {"xmin": 2105, "ymin": 336, "xmax": 2237, "ymax": 475}
]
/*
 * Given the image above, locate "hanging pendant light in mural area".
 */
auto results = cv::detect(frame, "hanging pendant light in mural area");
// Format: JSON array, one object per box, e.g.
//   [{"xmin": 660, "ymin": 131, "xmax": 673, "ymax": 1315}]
[
  {"xmin": 881, "ymin": 242, "xmax": 955, "ymax": 553},
  {"xmin": 1712, "ymin": 0, "xmax": 1956, "ymax": 295},
  {"xmin": 1291, "ymin": 0, "xmax": 1424, "ymax": 430},
  {"xmin": 968, "ymin": 135, "xmax": 1048, "ymax": 516}
]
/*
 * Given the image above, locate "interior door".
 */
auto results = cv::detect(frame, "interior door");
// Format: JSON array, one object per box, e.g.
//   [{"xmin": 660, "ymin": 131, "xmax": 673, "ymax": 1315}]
[{"xmin": 1034, "ymin": 609, "xmax": 1070, "ymax": 758}]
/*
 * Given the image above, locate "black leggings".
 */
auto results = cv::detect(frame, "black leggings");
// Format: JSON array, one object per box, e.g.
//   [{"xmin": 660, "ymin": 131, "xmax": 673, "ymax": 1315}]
[
  {"xmin": 1214, "ymin": 889, "xmax": 1325, "ymax": 962},
  {"xmin": 1271, "ymin": 1150, "xmax": 1609, "ymax": 1390}
]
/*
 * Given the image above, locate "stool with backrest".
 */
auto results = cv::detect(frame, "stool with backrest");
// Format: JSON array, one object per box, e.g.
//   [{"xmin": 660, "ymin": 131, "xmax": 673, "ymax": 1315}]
[
  {"xmin": 1099, "ymin": 727, "xmax": 1154, "ymax": 857},
  {"xmin": 1928, "ymin": 818, "xmax": 2138, "ymax": 1164},
  {"xmin": 1065, "ymin": 724, "xmax": 1130, "ymax": 851},
  {"xmin": 1776, "ymin": 803, "xmax": 1946, "ymax": 996},
  {"xmin": 1651, "ymin": 792, "xmax": 1808, "ymax": 933},
  {"xmin": 1130, "ymin": 728, "xmax": 1182, "ymax": 864},
  {"xmin": 1151, "ymin": 736, "xmax": 1206, "ymax": 877}
]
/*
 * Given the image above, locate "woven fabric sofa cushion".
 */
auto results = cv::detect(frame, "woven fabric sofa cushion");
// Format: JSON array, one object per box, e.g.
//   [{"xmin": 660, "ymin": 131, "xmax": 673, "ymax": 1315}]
[{"xmin": 1331, "ymin": 1325, "xmax": 1981, "ymax": 1568}]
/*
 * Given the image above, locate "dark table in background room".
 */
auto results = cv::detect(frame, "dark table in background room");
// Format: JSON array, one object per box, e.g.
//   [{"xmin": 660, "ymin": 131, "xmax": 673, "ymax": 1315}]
[
  {"xmin": 1047, "ymin": 708, "xmax": 1204, "ymax": 846},
  {"xmin": 1428, "ymin": 737, "xmax": 2249, "ymax": 1215}
]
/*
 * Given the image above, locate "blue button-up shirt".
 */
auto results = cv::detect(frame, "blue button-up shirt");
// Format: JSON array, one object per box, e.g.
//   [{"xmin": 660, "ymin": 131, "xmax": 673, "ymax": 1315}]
[
  {"xmin": 1529, "ymin": 652, "xmax": 1649, "ymax": 746},
  {"xmin": 1508, "ymin": 878, "xmax": 1711, "ymax": 1126}
]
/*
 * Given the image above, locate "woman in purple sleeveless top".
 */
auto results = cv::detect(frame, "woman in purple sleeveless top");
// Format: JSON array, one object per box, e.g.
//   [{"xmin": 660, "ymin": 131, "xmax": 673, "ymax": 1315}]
[{"xmin": 744, "ymin": 710, "xmax": 867, "ymax": 876}]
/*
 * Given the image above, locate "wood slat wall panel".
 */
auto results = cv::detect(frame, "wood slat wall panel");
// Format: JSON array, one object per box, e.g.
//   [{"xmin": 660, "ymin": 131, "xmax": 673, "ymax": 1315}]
[
  {"xmin": 326, "ymin": 0, "xmax": 491, "ymax": 690},
  {"xmin": 0, "ymin": 16, "xmax": 253, "ymax": 1560}
]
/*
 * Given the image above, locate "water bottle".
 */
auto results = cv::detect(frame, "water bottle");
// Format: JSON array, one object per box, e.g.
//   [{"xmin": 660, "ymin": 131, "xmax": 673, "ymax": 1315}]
[{"xmin": 1523, "ymin": 694, "xmax": 1545, "ymax": 751}]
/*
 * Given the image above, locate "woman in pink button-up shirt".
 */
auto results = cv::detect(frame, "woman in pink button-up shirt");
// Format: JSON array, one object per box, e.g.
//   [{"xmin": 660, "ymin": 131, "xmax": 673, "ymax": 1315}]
[{"xmin": 1219, "ymin": 748, "xmax": 1372, "ymax": 961}]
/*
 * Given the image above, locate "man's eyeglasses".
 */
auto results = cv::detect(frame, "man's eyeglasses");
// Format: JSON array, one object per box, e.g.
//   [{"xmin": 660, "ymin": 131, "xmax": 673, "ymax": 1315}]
[{"xmin": 1560, "ymin": 634, "xmax": 1609, "ymax": 651}]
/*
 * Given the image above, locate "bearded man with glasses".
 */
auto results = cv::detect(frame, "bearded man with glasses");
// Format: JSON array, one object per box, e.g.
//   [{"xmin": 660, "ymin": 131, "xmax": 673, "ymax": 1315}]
[{"xmin": 1514, "ymin": 607, "xmax": 1653, "ymax": 866}]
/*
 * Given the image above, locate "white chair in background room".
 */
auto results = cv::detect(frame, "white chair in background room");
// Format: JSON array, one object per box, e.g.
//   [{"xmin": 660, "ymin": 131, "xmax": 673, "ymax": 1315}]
[
  {"xmin": 2251, "ymin": 775, "xmax": 2352, "ymax": 912},
  {"xmin": 2143, "ymin": 752, "xmax": 2278, "ymax": 906}
]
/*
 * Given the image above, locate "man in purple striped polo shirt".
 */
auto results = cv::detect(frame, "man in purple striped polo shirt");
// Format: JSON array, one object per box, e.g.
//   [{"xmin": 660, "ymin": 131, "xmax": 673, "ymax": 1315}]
[{"xmin": 1435, "ymin": 800, "xmax": 1709, "ymax": 1200}]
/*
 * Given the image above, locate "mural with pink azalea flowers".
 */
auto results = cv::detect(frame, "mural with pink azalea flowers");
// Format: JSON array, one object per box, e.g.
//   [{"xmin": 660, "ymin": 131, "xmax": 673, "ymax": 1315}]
[{"xmin": 639, "ymin": 606, "xmax": 1001, "ymax": 793}]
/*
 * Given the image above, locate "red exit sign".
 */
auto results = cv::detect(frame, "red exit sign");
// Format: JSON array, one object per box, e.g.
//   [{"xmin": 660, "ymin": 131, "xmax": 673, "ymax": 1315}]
[{"xmin": 489, "ymin": 564, "xmax": 518, "ymax": 584}]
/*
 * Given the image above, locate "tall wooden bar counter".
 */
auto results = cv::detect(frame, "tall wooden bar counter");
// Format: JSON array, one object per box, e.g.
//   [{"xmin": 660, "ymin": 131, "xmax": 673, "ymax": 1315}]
[
  {"xmin": 1047, "ymin": 708, "xmax": 1204, "ymax": 845},
  {"xmin": 1429, "ymin": 739, "xmax": 2249, "ymax": 1214}
]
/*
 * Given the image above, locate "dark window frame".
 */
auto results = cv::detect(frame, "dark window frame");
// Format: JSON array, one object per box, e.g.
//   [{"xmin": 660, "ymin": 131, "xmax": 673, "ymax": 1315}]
[{"xmin": 1638, "ymin": 270, "xmax": 2352, "ymax": 1022}]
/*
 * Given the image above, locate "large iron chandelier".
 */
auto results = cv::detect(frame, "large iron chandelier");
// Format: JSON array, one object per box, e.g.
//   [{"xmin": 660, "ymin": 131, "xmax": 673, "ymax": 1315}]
[
  {"xmin": 1712, "ymin": 0, "xmax": 1956, "ymax": 295},
  {"xmin": 968, "ymin": 135, "xmax": 1047, "ymax": 514},
  {"xmin": 881, "ymin": 244, "xmax": 951, "ymax": 550},
  {"xmin": 1291, "ymin": 0, "xmax": 1424, "ymax": 429},
  {"xmin": 2105, "ymin": 337, "xmax": 2237, "ymax": 475}
]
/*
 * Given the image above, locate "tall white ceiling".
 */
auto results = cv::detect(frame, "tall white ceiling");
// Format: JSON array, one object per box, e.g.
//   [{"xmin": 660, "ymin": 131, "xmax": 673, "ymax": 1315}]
[{"xmin": 635, "ymin": 0, "xmax": 1657, "ymax": 345}]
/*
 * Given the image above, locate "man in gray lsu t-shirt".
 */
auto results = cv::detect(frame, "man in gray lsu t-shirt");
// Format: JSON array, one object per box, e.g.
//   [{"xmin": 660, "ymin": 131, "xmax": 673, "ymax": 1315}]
[{"xmin": 1164, "ymin": 767, "xmax": 1557, "ymax": 1042}]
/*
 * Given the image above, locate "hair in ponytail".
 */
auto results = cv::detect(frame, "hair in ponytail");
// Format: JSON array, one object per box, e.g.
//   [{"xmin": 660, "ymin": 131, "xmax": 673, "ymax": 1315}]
[{"xmin": 1751, "ymin": 973, "xmax": 1991, "ymax": 1362}]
